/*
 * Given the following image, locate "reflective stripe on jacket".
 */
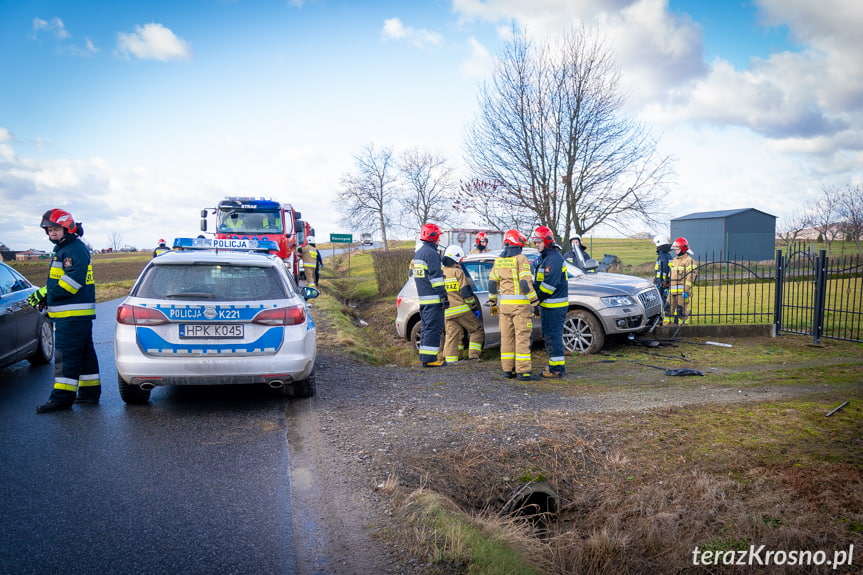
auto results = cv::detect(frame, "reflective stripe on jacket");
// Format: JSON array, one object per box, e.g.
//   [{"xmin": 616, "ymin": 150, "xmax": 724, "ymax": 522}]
[
  {"xmin": 413, "ymin": 240, "xmax": 447, "ymax": 305},
  {"xmin": 533, "ymin": 247, "xmax": 568, "ymax": 308},
  {"xmin": 46, "ymin": 235, "xmax": 96, "ymax": 319},
  {"xmin": 489, "ymin": 247, "xmax": 537, "ymax": 307}
]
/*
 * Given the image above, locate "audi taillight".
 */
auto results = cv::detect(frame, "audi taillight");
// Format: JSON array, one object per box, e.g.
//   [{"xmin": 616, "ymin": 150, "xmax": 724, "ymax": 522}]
[
  {"xmin": 116, "ymin": 304, "xmax": 169, "ymax": 326},
  {"xmin": 253, "ymin": 306, "xmax": 306, "ymax": 326}
]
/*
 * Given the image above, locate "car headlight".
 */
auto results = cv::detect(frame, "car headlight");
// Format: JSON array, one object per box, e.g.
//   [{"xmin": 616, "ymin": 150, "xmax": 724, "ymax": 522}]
[{"xmin": 601, "ymin": 295, "xmax": 635, "ymax": 307}]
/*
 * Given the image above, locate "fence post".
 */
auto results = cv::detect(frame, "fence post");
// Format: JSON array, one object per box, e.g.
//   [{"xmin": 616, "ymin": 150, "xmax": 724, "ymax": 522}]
[
  {"xmin": 773, "ymin": 249, "xmax": 784, "ymax": 337},
  {"xmin": 812, "ymin": 249, "xmax": 828, "ymax": 344}
]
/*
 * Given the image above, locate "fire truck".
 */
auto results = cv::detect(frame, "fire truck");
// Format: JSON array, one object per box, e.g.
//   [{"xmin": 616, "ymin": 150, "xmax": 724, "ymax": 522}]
[{"xmin": 200, "ymin": 197, "xmax": 314, "ymax": 277}]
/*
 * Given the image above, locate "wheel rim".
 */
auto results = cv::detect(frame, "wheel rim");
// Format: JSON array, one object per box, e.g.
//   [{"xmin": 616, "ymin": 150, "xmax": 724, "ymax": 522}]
[
  {"xmin": 40, "ymin": 320, "xmax": 55, "ymax": 359},
  {"xmin": 563, "ymin": 315, "xmax": 593, "ymax": 353}
]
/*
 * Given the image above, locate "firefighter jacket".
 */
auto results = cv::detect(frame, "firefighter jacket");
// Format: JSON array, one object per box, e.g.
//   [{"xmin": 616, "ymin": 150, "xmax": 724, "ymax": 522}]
[
  {"xmin": 413, "ymin": 240, "xmax": 447, "ymax": 306},
  {"xmin": 533, "ymin": 246, "xmax": 569, "ymax": 308},
  {"xmin": 302, "ymin": 244, "xmax": 322, "ymax": 270},
  {"xmin": 489, "ymin": 246, "xmax": 538, "ymax": 308},
  {"xmin": 46, "ymin": 234, "xmax": 96, "ymax": 320},
  {"xmin": 654, "ymin": 245, "xmax": 673, "ymax": 288},
  {"xmin": 443, "ymin": 262, "xmax": 479, "ymax": 319},
  {"xmin": 668, "ymin": 251, "xmax": 696, "ymax": 296}
]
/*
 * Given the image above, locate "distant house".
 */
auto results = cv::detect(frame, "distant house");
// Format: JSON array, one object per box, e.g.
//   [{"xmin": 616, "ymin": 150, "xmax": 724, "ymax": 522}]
[
  {"xmin": 15, "ymin": 249, "xmax": 49, "ymax": 261},
  {"xmin": 670, "ymin": 208, "xmax": 777, "ymax": 261}
]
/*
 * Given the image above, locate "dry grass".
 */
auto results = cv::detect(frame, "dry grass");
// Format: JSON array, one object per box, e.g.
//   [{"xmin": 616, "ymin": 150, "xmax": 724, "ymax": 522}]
[{"xmin": 386, "ymin": 398, "xmax": 863, "ymax": 574}]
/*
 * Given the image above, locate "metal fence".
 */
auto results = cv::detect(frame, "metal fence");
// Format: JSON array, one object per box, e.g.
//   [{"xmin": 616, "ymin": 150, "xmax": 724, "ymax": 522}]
[{"xmin": 681, "ymin": 244, "xmax": 863, "ymax": 344}]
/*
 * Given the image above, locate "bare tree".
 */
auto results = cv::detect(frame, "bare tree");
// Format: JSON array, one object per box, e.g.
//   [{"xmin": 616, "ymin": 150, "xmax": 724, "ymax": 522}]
[
  {"xmin": 335, "ymin": 143, "xmax": 399, "ymax": 250},
  {"xmin": 462, "ymin": 25, "xmax": 673, "ymax": 242},
  {"xmin": 809, "ymin": 185, "xmax": 844, "ymax": 251},
  {"xmin": 836, "ymin": 184, "xmax": 863, "ymax": 249},
  {"xmin": 108, "ymin": 232, "xmax": 124, "ymax": 251},
  {"xmin": 399, "ymin": 147, "xmax": 458, "ymax": 233},
  {"xmin": 777, "ymin": 209, "xmax": 812, "ymax": 251}
]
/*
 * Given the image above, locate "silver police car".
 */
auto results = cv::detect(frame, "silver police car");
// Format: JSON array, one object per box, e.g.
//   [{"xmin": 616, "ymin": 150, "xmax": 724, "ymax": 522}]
[
  {"xmin": 395, "ymin": 247, "xmax": 663, "ymax": 354},
  {"xmin": 114, "ymin": 238, "xmax": 319, "ymax": 403}
]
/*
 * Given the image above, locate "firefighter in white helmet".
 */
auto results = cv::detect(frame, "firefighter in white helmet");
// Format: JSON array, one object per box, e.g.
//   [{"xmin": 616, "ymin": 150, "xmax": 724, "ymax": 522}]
[
  {"xmin": 300, "ymin": 236, "xmax": 323, "ymax": 287},
  {"xmin": 441, "ymin": 245, "xmax": 484, "ymax": 363}
]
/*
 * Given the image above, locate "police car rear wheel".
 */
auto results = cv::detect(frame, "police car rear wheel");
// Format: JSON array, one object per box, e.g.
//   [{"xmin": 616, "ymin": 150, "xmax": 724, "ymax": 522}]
[
  {"xmin": 289, "ymin": 368, "xmax": 317, "ymax": 398},
  {"xmin": 118, "ymin": 376, "xmax": 151, "ymax": 404}
]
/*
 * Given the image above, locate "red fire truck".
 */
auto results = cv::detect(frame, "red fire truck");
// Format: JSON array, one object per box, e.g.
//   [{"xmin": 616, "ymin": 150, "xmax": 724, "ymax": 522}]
[{"xmin": 201, "ymin": 197, "xmax": 314, "ymax": 277}]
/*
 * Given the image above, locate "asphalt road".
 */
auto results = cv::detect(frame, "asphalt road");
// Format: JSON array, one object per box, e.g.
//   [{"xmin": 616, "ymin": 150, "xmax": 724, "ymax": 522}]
[{"xmin": 0, "ymin": 300, "xmax": 302, "ymax": 575}]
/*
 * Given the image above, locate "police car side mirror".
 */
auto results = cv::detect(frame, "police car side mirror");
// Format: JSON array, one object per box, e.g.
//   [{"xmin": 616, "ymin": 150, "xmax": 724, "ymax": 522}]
[
  {"xmin": 583, "ymin": 258, "xmax": 599, "ymax": 271},
  {"xmin": 303, "ymin": 286, "xmax": 320, "ymax": 300}
]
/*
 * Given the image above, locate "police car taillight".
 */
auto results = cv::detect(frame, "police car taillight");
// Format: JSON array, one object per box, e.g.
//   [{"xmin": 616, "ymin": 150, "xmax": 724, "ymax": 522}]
[
  {"xmin": 253, "ymin": 305, "xmax": 306, "ymax": 326},
  {"xmin": 117, "ymin": 304, "xmax": 169, "ymax": 326}
]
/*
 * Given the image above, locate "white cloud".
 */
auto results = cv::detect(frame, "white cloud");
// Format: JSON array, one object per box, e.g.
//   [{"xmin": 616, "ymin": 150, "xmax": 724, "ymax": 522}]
[
  {"xmin": 116, "ymin": 23, "xmax": 192, "ymax": 62},
  {"xmin": 381, "ymin": 17, "xmax": 443, "ymax": 48},
  {"xmin": 32, "ymin": 17, "xmax": 70, "ymax": 39},
  {"xmin": 460, "ymin": 36, "xmax": 494, "ymax": 79}
]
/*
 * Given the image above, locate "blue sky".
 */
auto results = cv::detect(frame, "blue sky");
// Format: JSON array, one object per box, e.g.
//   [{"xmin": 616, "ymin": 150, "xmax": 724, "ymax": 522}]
[{"xmin": 1, "ymin": 0, "xmax": 861, "ymax": 251}]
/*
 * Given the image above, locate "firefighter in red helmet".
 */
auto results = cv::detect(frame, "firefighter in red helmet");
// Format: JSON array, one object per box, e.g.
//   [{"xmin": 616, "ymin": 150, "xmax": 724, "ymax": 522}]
[
  {"xmin": 489, "ymin": 229, "xmax": 538, "ymax": 380},
  {"xmin": 667, "ymin": 237, "xmax": 696, "ymax": 324},
  {"xmin": 28, "ymin": 209, "xmax": 101, "ymax": 413},
  {"xmin": 532, "ymin": 226, "xmax": 569, "ymax": 378},
  {"xmin": 470, "ymin": 232, "xmax": 489, "ymax": 254},
  {"xmin": 412, "ymin": 223, "xmax": 448, "ymax": 367},
  {"xmin": 152, "ymin": 238, "xmax": 170, "ymax": 258}
]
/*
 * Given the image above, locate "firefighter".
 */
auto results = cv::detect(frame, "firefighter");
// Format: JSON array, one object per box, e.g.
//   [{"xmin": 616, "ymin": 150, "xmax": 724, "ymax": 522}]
[
  {"xmin": 300, "ymin": 236, "xmax": 323, "ymax": 287},
  {"xmin": 489, "ymin": 229, "xmax": 538, "ymax": 381},
  {"xmin": 413, "ymin": 223, "xmax": 448, "ymax": 367},
  {"xmin": 653, "ymin": 235, "xmax": 673, "ymax": 317},
  {"xmin": 441, "ymin": 245, "xmax": 484, "ymax": 363},
  {"xmin": 28, "ymin": 209, "xmax": 100, "ymax": 413},
  {"xmin": 563, "ymin": 234, "xmax": 591, "ymax": 269},
  {"xmin": 469, "ymin": 232, "xmax": 489, "ymax": 254},
  {"xmin": 667, "ymin": 237, "xmax": 697, "ymax": 324},
  {"xmin": 532, "ymin": 226, "xmax": 569, "ymax": 378},
  {"xmin": 152, "ymin": 238, "xmax": 170, "ymax": 258}
]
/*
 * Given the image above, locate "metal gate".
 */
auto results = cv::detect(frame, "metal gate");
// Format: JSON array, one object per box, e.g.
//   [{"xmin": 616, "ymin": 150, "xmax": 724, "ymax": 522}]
[{"xmin": 774, "ymin": 247, "xmax": 863, "ymax": 343}]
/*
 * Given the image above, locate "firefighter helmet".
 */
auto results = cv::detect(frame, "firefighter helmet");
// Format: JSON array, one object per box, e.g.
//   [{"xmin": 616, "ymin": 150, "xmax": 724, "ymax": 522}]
[
  {"xmin": 531, "ymin": 225, "xmax": 555, "ymax": 248},
  {"xmin": 40, "ymin": 209, "xmax": 79, "ymax": 235},
  {"xmin": 419, "ymin": 223, "xmax": 442, "ymax": 244},
  {"xmin": 503, "ymin": 229, "xmax": 527, "ymax": 247},
  {"xmin": 443, "ymin": 244, "xmax": 464, "ymax": 261},
  {"xmin": 475, "ymin": 232, "xmax": 488, "ymax": 245},
  {"xmin": 672, "ymin": 237, "xmax": 689, "ymax": 252},
  {"xmin": 158, "ymin": 238, "xmax": 166, "ymax": 245},
  {"xmin": 653, "ymin": 235, "xmax": 668, "ymax": 247}
]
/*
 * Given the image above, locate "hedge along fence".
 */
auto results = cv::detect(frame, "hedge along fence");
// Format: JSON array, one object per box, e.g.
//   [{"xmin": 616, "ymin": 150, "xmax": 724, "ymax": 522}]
[{"xmin": 371, "ymin": 248, "xmax": 415, "ymax": 296}]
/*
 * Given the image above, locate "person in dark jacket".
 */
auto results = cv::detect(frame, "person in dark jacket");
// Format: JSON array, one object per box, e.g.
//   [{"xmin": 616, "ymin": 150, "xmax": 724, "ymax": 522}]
[
  {"xmin": 412, "ymin": 223, "xmax": 448, "ymax": 367},
  {"xmin": 653, "ymin": 235, "xmax": 673, "ymax": 317},
  {"xmin": 532, "ymin": 226, "xmax": 569, "ymax": 378},
  {"xmin": 28, "ymin": 209, "xmax": 100, "ymax": 413},
  {"xmin": 563, "ymin": 234, "xmax": 590, "ymax": 269},
  {"xmin": 152, "ymin": 238, "xmax": 170, "ymax": 258}
]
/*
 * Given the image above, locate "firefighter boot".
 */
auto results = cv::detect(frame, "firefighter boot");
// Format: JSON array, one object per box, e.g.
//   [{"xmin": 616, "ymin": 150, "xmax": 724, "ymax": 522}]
[
  {"xmin": 36, "ymin": 390, "xmax": 76, "ymax": 414},
  {"xmin": 75, "ymin": 386, "xmax": 101, "ymax": 404}
]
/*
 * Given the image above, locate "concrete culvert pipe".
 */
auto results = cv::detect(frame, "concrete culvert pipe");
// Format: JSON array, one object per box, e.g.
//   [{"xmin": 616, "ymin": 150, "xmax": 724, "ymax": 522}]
[{"xmin": 501, "ymin": 480, "xmax": 560, "ymax": 527}]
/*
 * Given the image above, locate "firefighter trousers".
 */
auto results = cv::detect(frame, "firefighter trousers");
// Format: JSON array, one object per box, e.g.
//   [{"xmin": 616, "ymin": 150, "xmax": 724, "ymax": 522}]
[
  {"xmin": 418, "ymin": 304, "xmax": 445, "ymax": 364},
  {"xmin": 50, "ymin": 317, "xmax": 101, "ymax": 402},
  {"xmin": 499, "ymin": 306, "xmax": 533, "ymax": 375},
  {"xmin": 667, "ymin": 293, "xmax": 689, "ymax": 324},
  {"xmin": 540, "ymin": 306, "xmax": 567, "ymax": 374},
  {"xmin": 443, "ymin": 312, "xmax": 484, "ymax": 362}
]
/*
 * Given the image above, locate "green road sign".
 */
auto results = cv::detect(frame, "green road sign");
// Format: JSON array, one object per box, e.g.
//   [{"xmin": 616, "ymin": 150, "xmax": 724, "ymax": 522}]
[{"xmin": 329, "ymin": 233, "xmax": 353, "ymax": 243}]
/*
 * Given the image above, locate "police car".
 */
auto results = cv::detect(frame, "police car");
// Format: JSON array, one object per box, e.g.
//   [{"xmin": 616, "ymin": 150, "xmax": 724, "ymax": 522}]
[{"xmin": 114, "ymin": 237, "xmax": 319, "ymax": 404}]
